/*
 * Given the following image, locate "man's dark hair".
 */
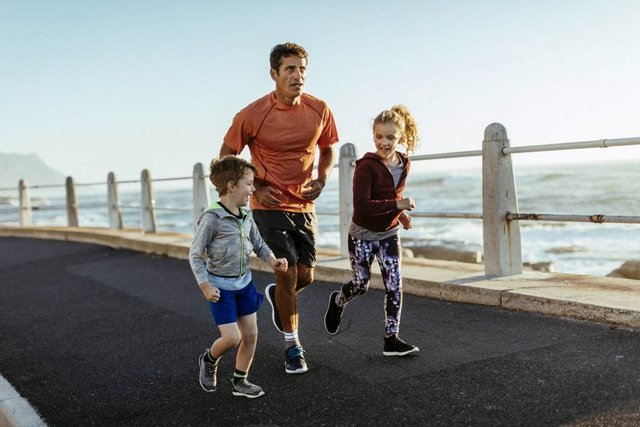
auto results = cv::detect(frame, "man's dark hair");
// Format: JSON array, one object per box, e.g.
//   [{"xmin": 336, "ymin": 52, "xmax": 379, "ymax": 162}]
[{"xmin": 270, "ymin": 42, "xmax": 308, "ymax": 72}]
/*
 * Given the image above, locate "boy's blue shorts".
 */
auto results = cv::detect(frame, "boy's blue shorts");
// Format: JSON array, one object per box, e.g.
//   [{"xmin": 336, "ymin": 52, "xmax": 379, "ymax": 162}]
[{"xmin": 209, "ymin": 281, "xmax": 264, "ymax": 325}]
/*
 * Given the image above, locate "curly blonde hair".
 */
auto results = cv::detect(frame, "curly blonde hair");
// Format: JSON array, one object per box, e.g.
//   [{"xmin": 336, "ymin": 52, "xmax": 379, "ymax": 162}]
[{"xmin": 373, "ymin": 105, "xmax": 420, "ymax": 154}]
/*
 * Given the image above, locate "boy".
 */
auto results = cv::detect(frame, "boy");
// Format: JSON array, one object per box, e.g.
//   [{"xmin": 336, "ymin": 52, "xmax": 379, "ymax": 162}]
[{"xmin": 189, "ymin": 155, "xmax": 288, "ymax": 398}]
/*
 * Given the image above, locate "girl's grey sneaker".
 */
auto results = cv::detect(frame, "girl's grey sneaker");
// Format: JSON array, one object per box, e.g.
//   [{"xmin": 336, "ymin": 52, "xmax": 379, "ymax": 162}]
[
  {"xmin": 285, "ymin": 344, "xmax": 308, "ymax": 374},
  {"xmin": 383, "ymin": 336, "xmax": 419, "ymax": 357},
  {"xmin": 198, "ymin": 349, "xmax": 219, "ymax": 392},
  {"xmin": 324, "ymin": 291, "xmax": 344, "ymax": 335},
  {"xmin": 231, "ymin": 379, "xmax": 265, "ymax": 398},
  {"xmin": 265, "ymin": 283, "xmax": 283, "ymax": 333}
]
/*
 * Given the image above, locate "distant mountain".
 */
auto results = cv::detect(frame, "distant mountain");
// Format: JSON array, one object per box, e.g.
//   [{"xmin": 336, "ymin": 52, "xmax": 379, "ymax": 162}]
[{"xmin": 0, "ymin": 153, "xmax": 65, "ymax": 188}]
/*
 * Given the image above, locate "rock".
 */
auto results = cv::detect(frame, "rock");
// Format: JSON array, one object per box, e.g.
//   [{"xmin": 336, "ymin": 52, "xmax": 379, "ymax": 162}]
[
  {"xmin": 607, "ymin": 260, "xmax": 640, "ymax": 280},
  {"xmin": 523, "ymin": 261, "xmax": 556, "ymax": 273},
  {"xmin": 408, "ymin": 245, "xmax": 483, "ymax": 264},
  {"xmin": 402, "ymin": 248, "xmax": 414, "ymax": 258}
]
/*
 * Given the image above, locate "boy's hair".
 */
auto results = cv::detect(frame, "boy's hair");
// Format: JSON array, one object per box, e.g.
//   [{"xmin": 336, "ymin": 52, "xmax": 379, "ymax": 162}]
[
  {"xmin": 209, "ymin": 155, "xmax": 257, "ymax": 196},
  {"xmin": 373, "ymin": 105, "xmax": 421, "ymax": 154},
  {"xmin": 270, "ymin": 42, "xmax": 308, "ymax": 72}
]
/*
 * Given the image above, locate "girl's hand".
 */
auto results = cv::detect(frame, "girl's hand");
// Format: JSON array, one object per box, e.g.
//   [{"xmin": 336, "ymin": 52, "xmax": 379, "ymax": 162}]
[
  {"xmin": 396, "ymin": 197, "xmax": 416, "ymax": 211},
  {"xmin": 199, "ymin": 283, "xmax": 221, "ymax": 302},
  {"xmin": 271, "ymin": 257, "xmax": 288, "ymax": 272},
  {"xmin": 399, "ymin": 212, "xmax": 412, "ymax": 230}
]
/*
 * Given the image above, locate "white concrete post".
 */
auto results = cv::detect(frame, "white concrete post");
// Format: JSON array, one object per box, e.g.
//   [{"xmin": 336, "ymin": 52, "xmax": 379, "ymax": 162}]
[
  {"xmin": 339, "ymin": 143, "xmax": 357, "ymax": 257},
  {"xmin": 19, "ymin": 179, "xmax": 32, "ymax": 226},
  {"xmin": 107, "ymin": 172, "xmax": 123, "ymax": 230},
  {"xmin": 140, "ymin": 169, "xmax": 156, "ymax": 233},
  {"xmin": 65, "ymin": 176, "xmax": 79, "ymax": 227},
  {"xmin": 482, "ymin": 123, "xmax": 522, "ymax": 276},
  {"xmin": 192, "ymin": 162, "xmax": 210, "ymax": 231}
]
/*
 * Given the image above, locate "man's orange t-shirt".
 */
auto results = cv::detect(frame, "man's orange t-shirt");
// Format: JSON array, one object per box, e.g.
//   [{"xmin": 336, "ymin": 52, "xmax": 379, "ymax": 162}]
[{"xmin": 223, "ymin": 92, "xmax": 339, "ymax": 212}]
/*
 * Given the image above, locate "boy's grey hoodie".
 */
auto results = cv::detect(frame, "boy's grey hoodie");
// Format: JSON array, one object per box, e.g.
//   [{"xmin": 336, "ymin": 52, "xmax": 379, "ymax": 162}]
[{"xmin": 189, "ymin": 202, "xmax": 273, "ymax": 285}]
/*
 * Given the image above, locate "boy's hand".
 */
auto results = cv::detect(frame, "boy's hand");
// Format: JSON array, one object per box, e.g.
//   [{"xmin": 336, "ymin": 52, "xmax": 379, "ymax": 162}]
[
  {"xmin": 399, "ymin": 212, "xmax": 412, "ymax": 230},
  {"xmin": 199, "ymin": 283, "xmax": 221, "ymax": 302},
  {"xmin": 270, "ymin": 257, "xmax": 288, "ymax": 272}
]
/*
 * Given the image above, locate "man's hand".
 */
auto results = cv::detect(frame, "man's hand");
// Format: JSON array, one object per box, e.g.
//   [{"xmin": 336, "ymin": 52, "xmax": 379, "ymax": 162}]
[
  {"xmin": 199, "ymin": 283, "xmax": 221, "ymax": 302},
  {"xmin": 301, "ymin": 179, "xmax": 325, "ymax": 200},
  {"xmin": 254, "ymin": 185, "xmax": 282, "ymax": 207},
  {"xmin": 270, "ymin": 257, "xmax": 288, "ymax": 272}
]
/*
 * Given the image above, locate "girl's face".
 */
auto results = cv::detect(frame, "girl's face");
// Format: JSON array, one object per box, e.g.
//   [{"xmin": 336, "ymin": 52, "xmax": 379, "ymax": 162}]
[
  {"xmin": 373, "ymin": 121, "xmax": 403, "ymax": 161},
  {"xmin": 229, "ymin": 170, "xmax": 255, "ymax": 207}
]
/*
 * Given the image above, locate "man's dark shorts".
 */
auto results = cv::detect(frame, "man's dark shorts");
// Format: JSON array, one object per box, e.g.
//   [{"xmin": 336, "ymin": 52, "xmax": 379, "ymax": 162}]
[{"xmin": 252, "ymin": 210, "xmax": 318, "ymax": 268}]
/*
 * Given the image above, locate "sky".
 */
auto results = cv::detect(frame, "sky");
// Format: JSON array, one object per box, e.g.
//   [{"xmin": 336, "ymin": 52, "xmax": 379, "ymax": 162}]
[{"xmin": 1, "ymin": 0, "xmax": 639, "ymax": 183}]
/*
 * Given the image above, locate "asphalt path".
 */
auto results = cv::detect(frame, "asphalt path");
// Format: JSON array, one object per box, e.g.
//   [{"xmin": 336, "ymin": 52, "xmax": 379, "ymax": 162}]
[{"xmin": 2, "ymin": 237, "xmax": 640, "ymax": 426}]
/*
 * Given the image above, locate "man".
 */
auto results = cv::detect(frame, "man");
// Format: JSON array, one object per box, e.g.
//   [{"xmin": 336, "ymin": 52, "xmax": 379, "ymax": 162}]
[{"xmin": 219, "ymin": 42, "xmax": 339, "ymax": 374}]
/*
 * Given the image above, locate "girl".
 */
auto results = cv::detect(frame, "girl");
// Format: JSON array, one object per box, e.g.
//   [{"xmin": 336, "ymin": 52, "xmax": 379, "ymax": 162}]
[{"xmin": 324, "ymin": 105, "xmax": 420, "ymax": 356}]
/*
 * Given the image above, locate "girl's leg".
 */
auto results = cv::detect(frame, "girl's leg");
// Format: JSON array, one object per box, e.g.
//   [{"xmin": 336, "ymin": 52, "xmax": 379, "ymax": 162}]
[
  {"xmin": 235, "ymin": 313, "xmax": 258, "ymax": 372},
  {"xmin": 337, "ymin": 235, "xmax": 378, "ymax": 307},
  {"xmin": 375, "ymin": 235, "xmax": 403, "ymax": 338}
]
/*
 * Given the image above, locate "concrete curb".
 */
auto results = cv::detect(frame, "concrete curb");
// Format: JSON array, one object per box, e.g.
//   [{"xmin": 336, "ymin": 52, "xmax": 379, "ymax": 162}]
[{"xmin": 0, "ymin": 375, "xmax": 46, "ymax": 427}]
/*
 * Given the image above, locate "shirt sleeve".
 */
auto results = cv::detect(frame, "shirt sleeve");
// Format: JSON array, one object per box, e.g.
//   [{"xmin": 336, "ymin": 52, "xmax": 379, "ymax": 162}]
[
  {"xmin": 222, "ymin": 111, "xmax": 250, "ymax": 153},
  {"xmin": 189, "ymin": 214, "xmax": 215, "ymax": 285},
  {"xmin": 317, "ymin": 105, "xmax": 339, "ymax": 149}
]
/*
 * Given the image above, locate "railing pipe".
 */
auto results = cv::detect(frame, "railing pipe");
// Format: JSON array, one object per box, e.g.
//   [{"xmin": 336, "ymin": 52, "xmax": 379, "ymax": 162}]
[
  {"xmin": 482, "ymin": 123, "xmax": 522, "ymax": 276},
  {"xmin": 140, "ymin": 169, "xmax": 157, "ymax": 233},
  {"xmin": 338, "ymin": 143, "xmax": 357, "ymax": 257},
  {"xmin": 508, "ymin": 212, "xmax": 640, "ymax": 224},
  {"xmin": 19, "ymin": 179, "xmax": 32, "ymax": 226},
  {"xmin": 65, "ymin": 176, "xmax": 79, "ymax": 227},
  {"xmin": 503, "ymin": 137, "xmax": 640, "ymax": 155},
  {"xmin": 410, "ymin": 149, "xmax": 483, "ymax": 161},
  {"xmin": 192, "ymin": 163, "xmax": 210, "ymax": 232},
  {"xmin": 107, "ymin": 172, "xmax": 123, "ymax": 230}
]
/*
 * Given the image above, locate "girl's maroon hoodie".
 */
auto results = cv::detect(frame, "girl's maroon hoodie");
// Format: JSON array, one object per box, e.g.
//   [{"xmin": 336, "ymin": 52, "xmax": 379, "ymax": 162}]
[{"xmin": 351, "ymin": 151, "xmax": 411, "ymax": 232}]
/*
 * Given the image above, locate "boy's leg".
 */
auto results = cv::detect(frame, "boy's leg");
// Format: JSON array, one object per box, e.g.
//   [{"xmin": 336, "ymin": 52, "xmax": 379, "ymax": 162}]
[{"xmin": 235, "ymin": 313, "xmax": 258, "ymax": 372}]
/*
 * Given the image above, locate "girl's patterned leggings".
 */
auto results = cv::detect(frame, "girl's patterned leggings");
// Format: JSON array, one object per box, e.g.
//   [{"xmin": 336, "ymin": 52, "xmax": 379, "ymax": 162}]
[{"xmin": 337, "ymin": 233, "xmax": 403, "ymax": 338}]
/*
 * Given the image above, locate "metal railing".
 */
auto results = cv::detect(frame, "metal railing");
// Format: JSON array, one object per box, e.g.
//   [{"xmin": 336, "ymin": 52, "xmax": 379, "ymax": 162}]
[{"xmin": 2, "ymin": 123, "xmax": 639, "ymax": 277}]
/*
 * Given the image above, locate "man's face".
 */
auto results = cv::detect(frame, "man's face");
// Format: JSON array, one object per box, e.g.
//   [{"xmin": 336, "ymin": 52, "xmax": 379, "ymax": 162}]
[{"xmin": 271, "ymin": 55, "xmax": 307, "ymax": 103}]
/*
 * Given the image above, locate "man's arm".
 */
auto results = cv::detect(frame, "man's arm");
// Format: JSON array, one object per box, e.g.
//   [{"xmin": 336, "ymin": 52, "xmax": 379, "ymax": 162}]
[
  {"xmin": 219, "ymin": 143, "xmax": 238, "ymax": 157},
  {"xmin": 301, "ymin": 145, "xmax": 336, "ymax": 200}
]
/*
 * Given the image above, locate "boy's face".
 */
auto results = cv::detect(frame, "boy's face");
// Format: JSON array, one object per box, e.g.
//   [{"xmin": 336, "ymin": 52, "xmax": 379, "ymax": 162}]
[{"xmin": 229, "ymin": 170, "xmax": 255, "ymax": 207}]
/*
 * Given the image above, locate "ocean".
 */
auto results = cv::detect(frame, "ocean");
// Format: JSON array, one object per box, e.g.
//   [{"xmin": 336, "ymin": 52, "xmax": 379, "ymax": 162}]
[{"xmin": 1, "ymin": 160, "xmax": 638, "ymax": 277}]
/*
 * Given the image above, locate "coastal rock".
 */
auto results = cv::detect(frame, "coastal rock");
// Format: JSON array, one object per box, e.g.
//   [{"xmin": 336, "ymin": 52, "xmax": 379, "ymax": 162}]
[
  {"xmin": 523, "ymin": 261, "xmax": 556, "ymax": 273},
  {"xmin": 407, "ymin": 245, "xmax": 483, "ymax": 264},
  {"xmin": 607, "ymin": 260, "xmax": 640, "ymax": 280}
]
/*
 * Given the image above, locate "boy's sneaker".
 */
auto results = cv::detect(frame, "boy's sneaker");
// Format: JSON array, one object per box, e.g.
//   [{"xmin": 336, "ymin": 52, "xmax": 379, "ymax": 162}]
[
  {"xmin": 383, "ymin": 336, "xmax": 419, "ymax": 357},
  {"xmin": 285, "ymin": 345, "xmax": 308, "ymax": 374},
  {"xmin": 265, "ymin": 283, "xmax": 283, "ymax": 333},
  {"xmin": 198, "ymin": 349, "xmax": 219, "ymax": 392},
  {"xmin": 324, "ymin": 291, "xmax": 344, "ymax": 335},
  {"xmin": 231, "ymin": 379, "xmax": 265, "ymax": 399}
]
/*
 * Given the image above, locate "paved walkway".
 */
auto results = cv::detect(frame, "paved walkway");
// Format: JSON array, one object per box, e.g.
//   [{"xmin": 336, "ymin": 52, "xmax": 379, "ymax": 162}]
[{"xmin": 2, "ymin": 228, "xmax": 640, "ymax": 425}]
